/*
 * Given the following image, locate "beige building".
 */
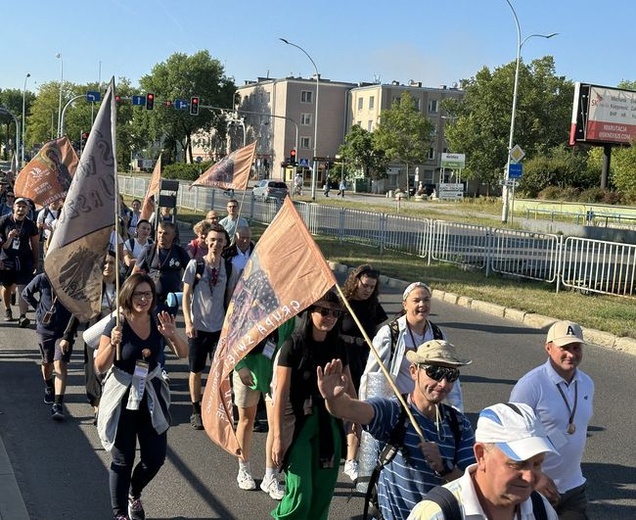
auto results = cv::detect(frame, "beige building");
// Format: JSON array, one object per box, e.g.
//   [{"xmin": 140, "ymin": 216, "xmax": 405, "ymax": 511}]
[{"xmin": 204, "ymin": 76, "xmax": 466, "ymax": 191}]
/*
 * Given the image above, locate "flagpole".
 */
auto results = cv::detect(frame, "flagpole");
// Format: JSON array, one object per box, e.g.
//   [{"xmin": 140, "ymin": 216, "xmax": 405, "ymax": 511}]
[
  {"xmin": 334, "ymin": 284, "xmax": 428, "ymax": 444},
  {"xmin": 110, "ymin": 78, "xmax": 122, "ymax": 361}
]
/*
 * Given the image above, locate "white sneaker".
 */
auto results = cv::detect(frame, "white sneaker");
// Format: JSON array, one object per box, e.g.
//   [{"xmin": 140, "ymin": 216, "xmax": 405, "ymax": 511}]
[
  {"xmin": 161, "ymin": 369, "xmax": 171, "ymax": 383},
  {"xmin": 237, "ymin": 467, "xmax": 256, "ymax": 490},
  {"xmin": 344, "ymin": 459, "xmax": 359, "ymax": 482},
  {"xmin": 260, "ymin": 475, "xmax": 285, "ymax": 500}
]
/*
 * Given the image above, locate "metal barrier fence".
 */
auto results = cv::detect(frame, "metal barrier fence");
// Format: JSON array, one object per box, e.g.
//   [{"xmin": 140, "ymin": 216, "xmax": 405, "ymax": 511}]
[{"xmin": 118, "ymin": 176, "xmax": 635, "ymax": 298}]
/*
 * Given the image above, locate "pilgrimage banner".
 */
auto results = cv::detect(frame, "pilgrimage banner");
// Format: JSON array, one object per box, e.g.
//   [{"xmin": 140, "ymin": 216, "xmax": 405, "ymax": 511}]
[
  {"xmin": 192, "ymin": 141, "xmax": 256, "ymax": 191},
  {"xmin": 202, "ymin": 197, "xmax": 336, "ymax": 455},
  {"xmin": 140, "ymin": 154, "xmax": 162, "ymax": 221},
  {"xmin": 14, "ymin": 137, "xmax": 78, "ymax": 208},
  {"xmin": 44, "ymin": 79, "xmax": 117, "ymax": 322}
]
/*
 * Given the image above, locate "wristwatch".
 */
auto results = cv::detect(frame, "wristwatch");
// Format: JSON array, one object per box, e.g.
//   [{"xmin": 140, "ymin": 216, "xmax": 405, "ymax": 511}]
[{"xmin": 435, "ymin": 459, "xmax": 454, "ymax": 478}]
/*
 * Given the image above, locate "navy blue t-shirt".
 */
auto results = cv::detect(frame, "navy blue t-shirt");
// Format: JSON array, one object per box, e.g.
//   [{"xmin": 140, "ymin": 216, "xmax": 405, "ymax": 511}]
[{"xmin": 103, "ymin": 316, "xmax": 163, "ymax": 375}]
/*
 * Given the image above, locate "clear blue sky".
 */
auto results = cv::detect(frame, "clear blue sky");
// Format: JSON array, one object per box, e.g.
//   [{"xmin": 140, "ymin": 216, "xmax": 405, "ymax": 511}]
[{"xmin": 3, "ymin": 0, "xmax": 633, "ymax": 94}]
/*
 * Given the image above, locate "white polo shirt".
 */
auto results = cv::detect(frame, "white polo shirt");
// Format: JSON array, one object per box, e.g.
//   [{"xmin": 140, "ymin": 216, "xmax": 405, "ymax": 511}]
[
  {"xmin": 407, "ymin": 463, "xmax": 558, "ymax": 519},
  {"xmin": 511, "ymin": 359, "xmax": 594, "ymax": 494}
]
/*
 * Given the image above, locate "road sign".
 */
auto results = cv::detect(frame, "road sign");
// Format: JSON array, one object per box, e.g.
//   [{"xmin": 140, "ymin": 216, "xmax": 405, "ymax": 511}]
[
  {"xmin": 174, "ymin": 99, "xmax": 189, "ymax": 110},
  {"xmin": 85, "ymin": 91, "xmax": 101, "ymax": 102},
  {"xmin": 132, "ymin": 95, "xmax": 146, "ymax": 106},
  {"xmin": 441, "ymin": 153, "xmax": 466, "ymax": 169},
  {"xmin": 508, "ymin": 162, "xmax": 523, "ymax": 179},
  {"xmin": 299, "ymin": 158, "xmax": 309, "ymax": 167},
  {"xmin": 499, "ymin": 179, "xmax": 517, "ymax": 187},
  {"xmin": 438, "ymin": 182, "xmax": 464, "ymax": 200},
  {"xmin": 510, "ymin": 144, "xmax": 525, "ymax": 162}
]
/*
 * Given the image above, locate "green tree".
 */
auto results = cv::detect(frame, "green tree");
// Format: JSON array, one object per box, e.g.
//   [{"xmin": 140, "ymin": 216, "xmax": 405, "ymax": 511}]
[
  {"xmin": 372, "ymin": 91, "xmax": 434, "ymax": 192},
  {"xmin": 443, "ymin": 56, "xmax": 573, "ymax": 195},
  {"xmin": 339, "ymin": 124, "xmax": 388, "ymax": 179},
  {"xmin": 135, "ymin": 50, "xmax": 235, "ymax": 163},
  {"xmin": 0, "ymin": 88, "xmax": 23, "ymax": 159}
]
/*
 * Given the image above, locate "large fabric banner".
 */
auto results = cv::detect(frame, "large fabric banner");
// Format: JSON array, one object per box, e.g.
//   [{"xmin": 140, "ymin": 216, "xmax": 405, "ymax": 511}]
[
  {"xmin": 44, "ymin": 79, "xmax": 117, "ymax": 322},
  {"xmin": 14, "ymin": 137, "xmax": 78, "ymax": 208},
  {"xmin": 192, "ymin": 141, "xmax": 255, "ymax": 191},
  {"xmin": 140, "ymin": 154, "xmax": 162, "ymax": 221},
  {"xmin": 202, "ymin": 197, "xmax": 336, "ymax": 455}
]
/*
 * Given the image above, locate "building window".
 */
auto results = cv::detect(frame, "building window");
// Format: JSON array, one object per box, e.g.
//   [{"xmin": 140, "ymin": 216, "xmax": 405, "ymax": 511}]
[
  {"xmin": 428, "ymin": 99, "xmax": 439, "ymax": 113},
  {"xmin": 367, "ymin": 120, "xmax": 373, "ymax": 131},
  {"xmin": 369, "ymin": 96, "xmax": 375, "ymax": 110},
  {"xmin": 301, "ymin": 90, "xmax": 313, "ymax": 103},
  {"xmin": 427, "ymin": 147, "xmax": 435, "ymax": 160},
  {"xmin": 300, "ymin": 136, "xmax": 311, "ymax": 149},
  {"xmin": 357, "ymin": 97, "xmax": 364, "ymax": 111},
  {"xmin": 301, "ymin": 113, "xmax": 312, "ymax": 125}
]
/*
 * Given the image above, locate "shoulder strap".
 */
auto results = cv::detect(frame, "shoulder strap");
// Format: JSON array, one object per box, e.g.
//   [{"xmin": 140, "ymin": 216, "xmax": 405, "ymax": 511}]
[
  {"xmin": 530, "ymin": 491, "xmax": 548, "ymax": 520},
  {"xmin": 192, "ymin": 260, "xmax": 206, "ymax": 288},
  {"xmin": 424, "ymin": 486, "xmax": 462, "ymax": 520},
  {"xmin": 429, "ymin": 321, "xmax": 444, "ymax": 340},
  {"xmin": 440, "ymin": 404, "xmax": 463, "ymax": 464},
  {"xmin": 388, "ymin": 318, "xmax": 400, "ymax": 357},
  {"xmin": 128, "ymin": 237, "xmax": 135, "ymax": 251}
]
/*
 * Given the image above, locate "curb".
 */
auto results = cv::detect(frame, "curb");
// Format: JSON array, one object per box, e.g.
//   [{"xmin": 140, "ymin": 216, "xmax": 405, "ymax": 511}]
[
  {"xmin": 329, "ymin": 262, "xmax": 636, "ymax": 357},
  {"xmin": 0, "ymin": 433, "xmax": 29, "ymax": 520}
]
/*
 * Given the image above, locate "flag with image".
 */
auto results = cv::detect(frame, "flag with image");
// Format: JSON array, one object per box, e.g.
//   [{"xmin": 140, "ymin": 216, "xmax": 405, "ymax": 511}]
[
  {"xmin": 140, "ymin": 153, "xmax": 162, "ymax": 221},
  {"xmin": 201, "ymin": 196, "xmax": 336, "ymax": 455},
  {"xmin": 191, "ymin": 141, "xmax": 256, "ymax": 191},
  {"xmin": 14, "ymin": 136, "xmax": 79, "ymax": 208},
  {"xmin": 44, "ymin": 78, "xmax": 118, "ymax": 322}
]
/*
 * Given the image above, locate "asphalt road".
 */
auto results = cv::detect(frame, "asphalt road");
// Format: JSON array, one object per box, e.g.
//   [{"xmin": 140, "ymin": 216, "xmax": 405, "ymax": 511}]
[{"xmin": 1, "ymin": 271, "xmax": 635, "ymax": 519}]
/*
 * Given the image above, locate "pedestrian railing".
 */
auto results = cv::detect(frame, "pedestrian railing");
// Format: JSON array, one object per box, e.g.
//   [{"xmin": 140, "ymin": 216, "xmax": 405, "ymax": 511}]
[{"xmin": 118, "ymin": 176, "xmax": 635, "ymax": 298}]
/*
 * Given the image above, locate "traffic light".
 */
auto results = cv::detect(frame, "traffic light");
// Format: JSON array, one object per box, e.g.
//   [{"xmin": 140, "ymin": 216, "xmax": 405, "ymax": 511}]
[
  {"xmin": 164, "ymin": 100, "xmax": 173, "ymax": 108},
  {"xmin": 114, "ymin": 95, "xmax": 121, "ymax": 104},
  {"xmin": 290, "ymin": 149, "xmax": 297, "ymax": 165},
  {"xmin": 190, "ymin": 96, "xmax": 200, "ymax": 115},
  {"xmin": 146, "ymin": 93, "xmax": 155, "ymax": 110}
]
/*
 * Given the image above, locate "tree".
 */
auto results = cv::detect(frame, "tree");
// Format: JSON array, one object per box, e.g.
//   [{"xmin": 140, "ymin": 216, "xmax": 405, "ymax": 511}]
[
  {"xmin": 135, "ymin": 50, "xmax": 235, "ymax": 163},
  {"xmin": 372, "ymin": 91, "xmax": 434, "ymax": 193},
  {"xmin": 0, "ymin": 88, "xmax": 23, "ymax": 159},
  {"xmin": 443, "ymin": 56, "xmax": 573, "ymax": 196},
  {"xmin": 339, "ymin": 124, "xmax": 388, "ymax": 179}
]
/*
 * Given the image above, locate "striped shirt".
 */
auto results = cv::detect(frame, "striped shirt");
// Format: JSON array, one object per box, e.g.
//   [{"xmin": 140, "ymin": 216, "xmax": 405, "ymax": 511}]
[{"xmin": 365, "ymin": 396, "xmax": 476, "ymax": 520}]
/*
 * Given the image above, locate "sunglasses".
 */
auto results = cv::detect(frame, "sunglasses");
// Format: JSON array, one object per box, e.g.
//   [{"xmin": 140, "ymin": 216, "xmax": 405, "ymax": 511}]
[
  {"xmin": 313, "ymin": 307, "xmax": 343, "ymax": 318},
  {"xmin": 132, "ymin": 291, "xmax": 153, "ymax": 300},
  {"xmin": 418, "ymin": 364, "xmax": 460, "ymax": 383}
]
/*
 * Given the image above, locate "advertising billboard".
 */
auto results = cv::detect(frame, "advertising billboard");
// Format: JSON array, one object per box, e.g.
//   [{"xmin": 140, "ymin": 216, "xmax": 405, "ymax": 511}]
[{"xmin": 570, "ymin": 83, "xmax": 636, "ymax": 146}]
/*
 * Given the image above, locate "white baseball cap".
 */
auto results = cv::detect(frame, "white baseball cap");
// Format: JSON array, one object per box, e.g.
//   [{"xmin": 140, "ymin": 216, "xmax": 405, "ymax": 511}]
[{"xmin": 475, "ymin": 402, "xmax": 558, "ymax": 462}]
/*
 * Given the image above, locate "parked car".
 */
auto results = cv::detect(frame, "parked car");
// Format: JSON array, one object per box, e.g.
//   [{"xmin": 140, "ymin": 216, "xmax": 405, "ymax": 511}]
[{"xmin": 252, "ymin": 179, "xmax": 289, "ymax": 201}]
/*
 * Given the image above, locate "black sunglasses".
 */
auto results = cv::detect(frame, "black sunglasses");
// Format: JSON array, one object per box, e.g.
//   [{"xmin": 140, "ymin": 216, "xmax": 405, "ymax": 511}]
[
  {"xmin": 313, "ymin": 306, "xmax": 343, "ymax": 318},
  {"xmin": 418, "ymin": 364, "xmax": 460, "ymax": 383}
]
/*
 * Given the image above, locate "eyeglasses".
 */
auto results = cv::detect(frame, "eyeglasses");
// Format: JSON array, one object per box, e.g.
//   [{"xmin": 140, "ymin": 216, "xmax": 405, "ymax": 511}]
[
  {"xmin": 132, "ymin": 291, "xmax": 153, "ymax": 300},
  {"xmin": 313, "ymin": 307, "xmax": 343, "ymax": 318},
  {"xmin": 418, "ymin": 364, "xmax": 460, "ymax": 383}
]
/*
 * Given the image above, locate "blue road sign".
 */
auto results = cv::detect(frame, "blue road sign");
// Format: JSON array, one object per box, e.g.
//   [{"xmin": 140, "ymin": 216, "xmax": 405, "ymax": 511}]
[
  {"xmin": 299, "ymin": 158, "xmax": 309, "ymax": 167},
  {"xmin": 85, "ymin": 90, "xmax": 101, "ymax": 102},
  {"xmin": 132, "ymin": 95, "xmax": 146, "ymax": 106},
  {"xmin": 174, "ymin": 99, "xmax": 189, "ymax": 110},
  {"xmin": 508, "ymin": 162, "xmax": 523, "ymax": 179}
]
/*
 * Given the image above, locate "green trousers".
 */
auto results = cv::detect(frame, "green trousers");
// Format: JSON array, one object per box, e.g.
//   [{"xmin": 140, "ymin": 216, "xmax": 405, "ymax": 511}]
[{"xmin": 272, "ymin": 411, "xmax": 341, "ymax": 520}]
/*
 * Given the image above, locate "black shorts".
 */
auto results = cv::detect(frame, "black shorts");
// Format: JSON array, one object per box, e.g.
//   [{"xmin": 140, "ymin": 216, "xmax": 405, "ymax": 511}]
[
  {"xmin": 0, "ymin": 257, "xmax": 34, "ymax": 287},
  {"xmin": 188, "ymin": 330, "xmax": 221, "ymax": 373},
  {"xmin": 38, "ymin": 334, "xmax": 73, "ymax": 364}
]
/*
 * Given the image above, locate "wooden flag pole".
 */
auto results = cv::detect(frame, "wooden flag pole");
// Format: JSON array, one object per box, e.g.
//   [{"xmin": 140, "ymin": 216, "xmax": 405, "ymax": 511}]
[
  {"xmin": 111, "ymin": 79, "xmax": 122, "ymax": 361},
  {"xmin": 334, "ymin": 283, "xmax": 428, "ymax": 444}
]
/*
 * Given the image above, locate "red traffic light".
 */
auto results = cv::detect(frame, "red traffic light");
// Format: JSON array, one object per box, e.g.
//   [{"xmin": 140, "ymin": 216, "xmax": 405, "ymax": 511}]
[
  {"xmin": 146, "ymin": 93, "xmax": 155, "ymax": 110},
  {"xmin": 190, "ymin": 96, "xmax": 200, "ymax": 115},
  {"xmin": 164, "ymin": 100, "xmax": 173, "ymax": 107},
  {"xmin": 114, "ymin": 95, "xmax": 121, "ymax": 103},
  {"xmin": 290, "ymin": 149, "xmax": 297, "ymax": 165}
]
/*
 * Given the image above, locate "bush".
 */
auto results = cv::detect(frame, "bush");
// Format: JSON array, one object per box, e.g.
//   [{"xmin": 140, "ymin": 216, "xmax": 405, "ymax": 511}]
[
  {"xmin": 602, "ymin": 191, "xmax": 623, "ymax": 205},
  {"xmin": 538, "ymin": 186, "xmax": 564, "ymax": 200},
  {"xmin": 163, "ymin": 161, "xmax": 213, "ymax": 181},
  {"xmin": 578, "ymin": 187, "xmax": 605, "ymax": 203}
]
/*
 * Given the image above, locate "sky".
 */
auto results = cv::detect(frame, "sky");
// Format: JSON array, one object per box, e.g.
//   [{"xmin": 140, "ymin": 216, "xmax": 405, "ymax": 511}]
[{"xmin": 2, "ymin": 0, "xmax": 634, "ymax": 96}]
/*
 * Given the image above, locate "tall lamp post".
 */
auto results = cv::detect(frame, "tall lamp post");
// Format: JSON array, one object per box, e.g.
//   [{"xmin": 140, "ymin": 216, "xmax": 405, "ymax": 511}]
[
  {"xmin": 279, "ymin": 38, "xmax": 320, "ymax": 200},
  {"xmin": 55, "ymin": 53, "xmax": 64, "ymax": 137},
  {"xmin": 21, "ymin": 73, "xmax": 30, "ymax": 166},
  {"xmin": 501, "ymin": 0, "xmax": 557, "ymax": 223}
]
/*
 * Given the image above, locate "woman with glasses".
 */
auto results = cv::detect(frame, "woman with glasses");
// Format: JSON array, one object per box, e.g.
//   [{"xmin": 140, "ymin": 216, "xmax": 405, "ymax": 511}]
[
  {"xmin": 271, "ymin": 290, "xmax": 356, "ymax": 520},
  {"xmin": 338, "ymin": 264, "xmax": 388, "ymax": 481},
  {"xmin": 95, "ymin": 273, "xmax": 187, "ymax": 520}
]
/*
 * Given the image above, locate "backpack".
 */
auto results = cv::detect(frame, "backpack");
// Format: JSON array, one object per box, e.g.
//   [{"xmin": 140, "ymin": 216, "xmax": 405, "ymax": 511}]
[
  {"xmin": 388, "ymin": 317, "xmax": 444, "ymax": 358},
  {"xmin": 363, "ymin": 397, "xmax": 463, "ymax": 520},
  {"xmin": 191, "ymin": 258, "xmax": 233, "ymax": 309},
  {"xmin": 422, "ymin": 486, "xmax": 548, "ymax": 520}
]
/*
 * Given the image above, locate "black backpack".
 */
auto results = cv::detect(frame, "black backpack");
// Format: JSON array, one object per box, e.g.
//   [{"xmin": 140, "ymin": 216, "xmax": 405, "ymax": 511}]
[{"xmin": 422, "ymin": 485, "xmax": 548, "ymax": 520}]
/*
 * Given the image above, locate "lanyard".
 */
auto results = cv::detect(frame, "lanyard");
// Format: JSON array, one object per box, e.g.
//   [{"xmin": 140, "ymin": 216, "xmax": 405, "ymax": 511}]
[{"xmin": 556, "ymin": 380, "xmax": 578, "ymax": 434}]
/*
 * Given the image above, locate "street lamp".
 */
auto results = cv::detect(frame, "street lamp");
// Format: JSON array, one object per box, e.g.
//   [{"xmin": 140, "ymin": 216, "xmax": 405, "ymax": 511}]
[
  {"xmin": 56, "ymin": 53, "xmax": 64, "ymax": 137},
  {"xmin": 501, "ymin": 0, "xmax": 557, "ymax": 223},
  {"xmin": 279, "ymin": 38, "xmax": 320, "ymax": 200},
  {"xmin": 22, "ymin": 73, "xmax": 30, "ymax": 166}
]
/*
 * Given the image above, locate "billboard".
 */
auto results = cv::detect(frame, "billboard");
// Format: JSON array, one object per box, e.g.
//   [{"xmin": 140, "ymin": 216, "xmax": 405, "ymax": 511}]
[{"xmin": 570, "ymin": 83, "xmax": 636, "ymax": 146}]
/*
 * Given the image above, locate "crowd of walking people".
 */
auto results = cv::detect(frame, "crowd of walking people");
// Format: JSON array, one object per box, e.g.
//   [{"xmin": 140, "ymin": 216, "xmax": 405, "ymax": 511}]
[{"xmin": 0, "ymin": 184, "xmax": 594, "ymax": 520}]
